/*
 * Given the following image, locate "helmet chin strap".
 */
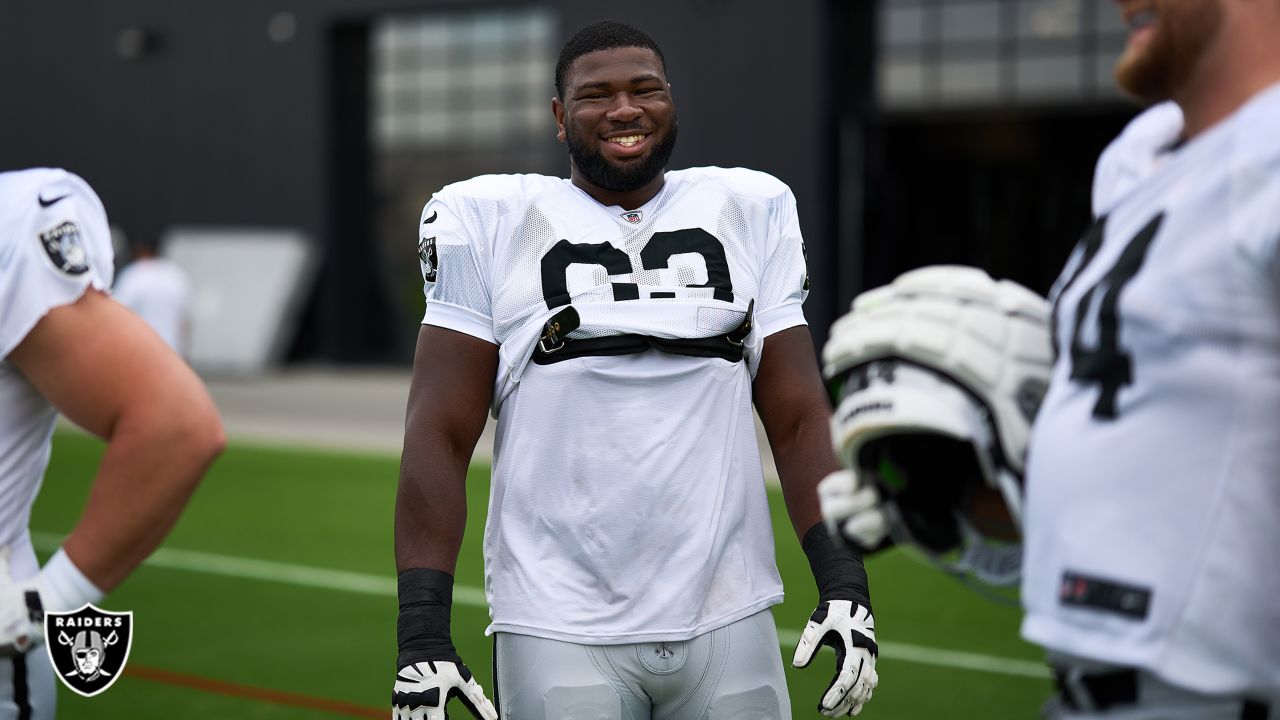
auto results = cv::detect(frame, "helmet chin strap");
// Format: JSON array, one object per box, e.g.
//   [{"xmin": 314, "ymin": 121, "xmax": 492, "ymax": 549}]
[
  {"xmin": 994, "ymin": 467, "xmax": 1025, "ymax": 530},
  {"xmin": 967, "ymin": 404, "xmax": 1025, "ymax": 533}
]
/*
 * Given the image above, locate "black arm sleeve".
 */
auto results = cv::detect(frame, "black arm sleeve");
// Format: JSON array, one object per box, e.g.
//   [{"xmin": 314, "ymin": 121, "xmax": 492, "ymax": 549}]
[
  {"xmin": 396, "ymin": 568, "xmax": 464, "ymax": 669},
  {"xmin": 801, "ymin": 522, "xmax": 872, "ymax": 611}
]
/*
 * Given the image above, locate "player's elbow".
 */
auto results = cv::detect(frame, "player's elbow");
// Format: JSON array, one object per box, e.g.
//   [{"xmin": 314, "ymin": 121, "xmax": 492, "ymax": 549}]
[
  {"xmin": 171, "ymin": 399, "xmax": 226, "ymax": 470},
  {"xmin": 767, "ymin": 404, "xmax": 830, "ymax": 458},
  {"xmin": 185, "ymin": 403, "xmax": 227, "ymax": 466},
  {"xmin": 122, "ymin": 389, "xmax": 226, "ymax": 480}
]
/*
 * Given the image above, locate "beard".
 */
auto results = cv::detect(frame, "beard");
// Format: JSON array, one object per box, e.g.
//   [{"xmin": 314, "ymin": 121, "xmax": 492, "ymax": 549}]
[
  {"xmin": 565, "ymin": 121, "xmax": 679, "ymax": 193},
  {"xmin": 1115, "ymin": 0, "xmax": 1225, "ymax": 103}
]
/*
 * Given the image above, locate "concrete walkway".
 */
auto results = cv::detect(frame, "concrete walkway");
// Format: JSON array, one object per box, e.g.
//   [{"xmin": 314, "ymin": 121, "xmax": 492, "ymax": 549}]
[
  {"xmin": 202, "ymin": 369, "xmax": 780, "ymax": 479},
  {"xmin": 204, "ymin": 369, "xmax": 412, "ymax": 455}
]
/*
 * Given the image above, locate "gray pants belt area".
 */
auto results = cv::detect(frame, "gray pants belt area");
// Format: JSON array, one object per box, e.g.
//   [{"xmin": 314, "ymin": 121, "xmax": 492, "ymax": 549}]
[
  {"xmin": 1047, "ymin": 653, "xmax": 1274, "ymax": 720},
  {"xmin": 494, "ymin": 609, "xmax": 791, "ymax": 720}
]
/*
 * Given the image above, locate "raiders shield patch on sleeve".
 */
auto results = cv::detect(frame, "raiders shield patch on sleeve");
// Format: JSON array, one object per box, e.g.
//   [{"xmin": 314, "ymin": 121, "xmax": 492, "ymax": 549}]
[
  {"xmin": 419, "ymin": 235, "xmax": 438, "ymax": 282},
  {"xmin": 44, "ymin": 604, "xmax": 133, "ymax": 697},
  {"xmin": 39, "ymin": 221, "xmax": 90, "ymax": 275}
]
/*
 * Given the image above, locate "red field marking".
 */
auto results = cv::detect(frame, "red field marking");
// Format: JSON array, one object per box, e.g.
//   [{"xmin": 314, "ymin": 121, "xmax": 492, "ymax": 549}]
[{"xmin": 125, "ymin": 664, "xmax": 383, "ymax": 718}]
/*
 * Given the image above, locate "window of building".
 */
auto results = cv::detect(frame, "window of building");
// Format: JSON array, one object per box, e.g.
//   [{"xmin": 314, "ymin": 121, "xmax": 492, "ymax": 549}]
[
  {"xmin": 877, "ymin": 0, "xmax": 1127, "ymax": 108},
  {"xmin": 372, "ymin": 7, "xmax": 556, "ymax": 149}
]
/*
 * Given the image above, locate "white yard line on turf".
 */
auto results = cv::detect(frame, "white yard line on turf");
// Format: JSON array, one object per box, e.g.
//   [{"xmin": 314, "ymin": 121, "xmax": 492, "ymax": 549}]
[{"xmin": 31, "ymin": 531, "xmax": 1048, "ymax": 680}]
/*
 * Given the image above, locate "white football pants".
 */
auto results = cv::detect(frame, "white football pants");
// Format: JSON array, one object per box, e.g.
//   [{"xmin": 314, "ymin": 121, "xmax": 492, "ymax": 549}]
[
  {"xmin": 0, "ymin": 646, "xmax": 56, "ymax": 720},
  {"xmin": 494, "ymin": 609, "xmax": 791, "ymax": 720}
]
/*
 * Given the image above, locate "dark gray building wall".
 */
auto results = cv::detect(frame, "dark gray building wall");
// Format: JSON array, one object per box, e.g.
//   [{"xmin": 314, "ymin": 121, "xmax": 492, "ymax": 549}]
[
  {"xmin": 3, "ymin": 1, "xmax": 336, "ymax": 248},
  {"xmin": 0, "ymin": 0, "xmax": 846, "ymax": 360}
]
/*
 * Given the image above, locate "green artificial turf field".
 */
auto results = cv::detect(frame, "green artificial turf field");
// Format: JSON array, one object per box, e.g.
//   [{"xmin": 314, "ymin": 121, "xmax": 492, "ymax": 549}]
[{"xmin": 33, "ymin": 432, "xmax": 1051, "ymax": 718}]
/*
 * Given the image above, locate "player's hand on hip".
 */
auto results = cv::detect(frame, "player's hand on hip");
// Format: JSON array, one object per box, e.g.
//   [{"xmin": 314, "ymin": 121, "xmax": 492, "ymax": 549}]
[
  {"xmin": 792, "ymin": 600, "xmax": 878, "ymax": 717},
  {"xmin": 0, "ymin": 548, "xmax": 43, "ymax": 655},
  {"xmin": 819, "ymin": 469, "xmax": 890, "ymax": 553},
  {"xmin": 392, "ymin": 659, "xmax": 497, "ymax": 720},
  {"xmin": 0, "ymin": 584, "xmax": 42, "ymax": 656}
]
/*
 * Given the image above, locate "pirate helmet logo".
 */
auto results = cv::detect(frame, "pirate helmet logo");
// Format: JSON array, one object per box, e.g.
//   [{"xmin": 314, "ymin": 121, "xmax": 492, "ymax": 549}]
[
  {"xmin": 44, "ymin": 604, "xmax": 133, "ymax": 697},
  {"xmin": 418, "ymin": 236, "xmax": 438, "ymax": 282},
  {"xmin": 38, "ymin": 221, "xmax": 90, "ymax": 275}
]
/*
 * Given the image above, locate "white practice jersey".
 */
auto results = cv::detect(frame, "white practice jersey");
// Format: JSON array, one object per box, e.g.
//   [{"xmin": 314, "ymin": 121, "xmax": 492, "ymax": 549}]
[
  {"xmin": 0, "ymin": 168, "xmax": 114, "ymax": 582},
  {"xmin": 113, "ymin": 257, "xmax": 191, "ymax": 354},
  {"xmin": 1022, "ymin": 85, "xmax": 1280, "ymax": 702},
  {"xmin": 419, "ymin": 167, "xmax": 809, "ymax": 643}
]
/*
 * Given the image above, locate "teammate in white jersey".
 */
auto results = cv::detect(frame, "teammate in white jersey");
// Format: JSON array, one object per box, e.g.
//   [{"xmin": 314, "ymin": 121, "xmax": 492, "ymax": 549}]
[
  {"xmin": 112, "ymin": 237, "xmax": 192, "ymax": 355},
  {"xmin": 822, "ymin": 0, "xmax": 1280, "ymax": 717},
  {"xmin": 0, "ymin": 168, "xmax": 224, "ymax": 718},
  {"xmin": 393, "ymin": 21, "xmax": 878, "ymax": 720}
]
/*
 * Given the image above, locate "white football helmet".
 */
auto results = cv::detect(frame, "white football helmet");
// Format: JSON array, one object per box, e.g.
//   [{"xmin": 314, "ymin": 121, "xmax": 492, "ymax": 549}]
[{"xmin": 822, "ymin": 265, "xmax": 1053, "ymax": 587}]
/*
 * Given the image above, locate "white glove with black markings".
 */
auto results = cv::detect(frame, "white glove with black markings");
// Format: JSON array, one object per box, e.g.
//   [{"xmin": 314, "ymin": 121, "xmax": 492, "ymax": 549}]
[
  {"xmin": 392, "ymin": 660, "xmax": 497, "ymax": 720},
  {"xmin": 0, "ymin": 550, "xmax": 43, "ymax": 656},
  {"xmin": 793, "ymin": 600, "xmax": 879, "ymax": 717},
  {"xmin": 819, "ymin": 469, "xmax": 891, "ymax": 553}
]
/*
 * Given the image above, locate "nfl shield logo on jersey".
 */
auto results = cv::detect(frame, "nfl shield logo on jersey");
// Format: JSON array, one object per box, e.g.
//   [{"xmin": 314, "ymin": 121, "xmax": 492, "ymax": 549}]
[
  {"xmin": 620, "ymin": 210, "xmax": 643, "ymax": 224},
  {"xmin": 44, "ymin": 605, "xmax": 133, "ymax": 697},
  {"xmin": 38, "ymin": 221, "xmax": 90, "ymax": 275}
]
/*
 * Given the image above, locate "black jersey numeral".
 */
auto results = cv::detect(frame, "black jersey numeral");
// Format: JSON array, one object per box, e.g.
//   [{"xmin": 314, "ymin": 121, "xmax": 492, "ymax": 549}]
[
  {"xmin": 540, "ymin": 228, "xmax": 735, "ymax": 309},
  {"xmin": 1050, "ymin": 216, "xmax": 1109, "ymax": 360},
  {"xmin": 541, "ymin": 240, "xmax": 638, "ymax": 306},
  {"xmin": 1065, "ymin": 213, "xmax": 1165, "ymax": 420}
]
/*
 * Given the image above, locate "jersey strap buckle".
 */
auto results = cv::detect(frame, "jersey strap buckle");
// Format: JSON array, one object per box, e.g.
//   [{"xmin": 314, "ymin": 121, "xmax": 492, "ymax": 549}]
[
  {"xmin": 725, "ymin": 298, "xmax": 754, "ymax": 347},
  {"xmin": 537, "ymin": 307, "xmax": 581, "ymax": 355}
]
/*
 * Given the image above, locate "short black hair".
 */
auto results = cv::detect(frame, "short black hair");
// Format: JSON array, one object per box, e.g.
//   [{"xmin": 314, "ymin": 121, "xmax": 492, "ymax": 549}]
[{"xmin": 555, "ymin": 20, "xmax": 666, "ymax": 99}]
